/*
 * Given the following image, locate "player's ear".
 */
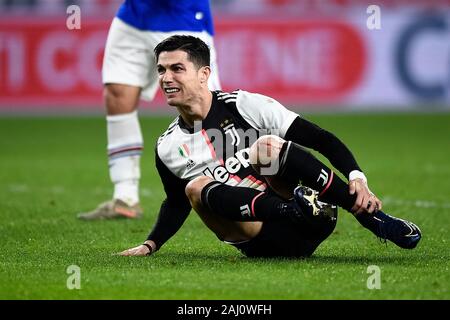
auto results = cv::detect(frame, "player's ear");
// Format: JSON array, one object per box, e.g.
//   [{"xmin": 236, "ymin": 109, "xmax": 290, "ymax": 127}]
[{"xmin": 199, "ymin": 66, "xmax": 211, "ymax": 85}]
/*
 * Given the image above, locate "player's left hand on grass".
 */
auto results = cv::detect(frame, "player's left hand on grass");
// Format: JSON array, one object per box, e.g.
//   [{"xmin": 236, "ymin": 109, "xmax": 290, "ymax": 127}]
[
  {"xmin": 349, "ymin": 178, "xmax": 382, "ymax": 215},
  {"xmin": 118, "ymin": 240, "xmax": 155, "ymax": 256}
]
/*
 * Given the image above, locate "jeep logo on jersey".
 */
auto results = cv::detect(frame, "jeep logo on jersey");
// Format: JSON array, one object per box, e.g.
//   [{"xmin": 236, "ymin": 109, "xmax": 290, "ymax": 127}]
[
  {"xmin": 202, "ymin": 148, "xmax": 250, "ymax": 183},
  {"xmin": 223, "ymin": 123, "xmax": 241, "ymax": 146}
]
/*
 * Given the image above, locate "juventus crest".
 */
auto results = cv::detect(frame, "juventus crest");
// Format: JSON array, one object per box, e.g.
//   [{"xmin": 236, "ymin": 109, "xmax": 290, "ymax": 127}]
[{"xmin": 223, "ymin": 123, "xmax": 241, "ymax": 146}]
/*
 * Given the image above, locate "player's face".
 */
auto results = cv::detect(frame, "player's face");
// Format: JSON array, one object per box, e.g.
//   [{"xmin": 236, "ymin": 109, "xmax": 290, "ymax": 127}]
[{"xmin": 157, "ymin": 50, "xmax": 207, "ymax": 107}]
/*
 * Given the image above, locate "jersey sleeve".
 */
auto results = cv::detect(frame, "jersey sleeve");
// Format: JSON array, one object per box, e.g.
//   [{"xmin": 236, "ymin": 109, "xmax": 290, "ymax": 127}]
[
  {"xmin": 146, "ymin": 149, "xmax": 192, "ymax": 250},
  {"xmin": 284, "ymin": 116, "xmax": 362, "ymax": 178},
  {"xmin": 235, "ymin": 90, "xmax": 298, "ymax": 138}
]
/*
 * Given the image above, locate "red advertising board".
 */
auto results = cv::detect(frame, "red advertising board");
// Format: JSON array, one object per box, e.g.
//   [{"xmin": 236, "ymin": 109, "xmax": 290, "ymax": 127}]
[
  {"xmin": 0, "ymin": 18, "xmax": 366, "ymax": 110},
  {"xmin": 217, "ymin": 19, "xmax": 366, "ymax": 104},
  {"xmin": 0, "ymin": 19, "xmax": 107, "ymax": 109}
]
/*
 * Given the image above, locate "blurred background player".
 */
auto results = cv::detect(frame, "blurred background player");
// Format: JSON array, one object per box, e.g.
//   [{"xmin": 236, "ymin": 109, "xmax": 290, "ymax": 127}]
[{"xmin": 78, "ymin": 0, "xmax": 221, "ymax": 220}]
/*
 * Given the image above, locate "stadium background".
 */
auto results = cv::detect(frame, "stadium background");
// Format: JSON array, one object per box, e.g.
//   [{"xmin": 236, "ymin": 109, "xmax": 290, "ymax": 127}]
[
  {"xmin": 0, "ymin": 0, "xmax": 449, "ymax": 301},
  {"xmin": 1, "ymin": 0, "xmax": 449, "ymax": 112}
]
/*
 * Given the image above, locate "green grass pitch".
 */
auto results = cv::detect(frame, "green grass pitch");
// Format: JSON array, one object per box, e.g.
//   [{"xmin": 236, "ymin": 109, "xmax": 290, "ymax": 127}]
[{"xmin": 0, "ymin": 112, "xmax": 449, "ymax": 299}]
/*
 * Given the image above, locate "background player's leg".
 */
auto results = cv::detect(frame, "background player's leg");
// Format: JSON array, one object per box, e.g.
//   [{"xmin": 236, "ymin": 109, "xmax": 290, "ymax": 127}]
[
  {"xmin": 78, "ymin": 18, "xmax": 154, "ymax": 220},
  {"xmin": 78, "ymin": 84, "xmax": 144, "ymax": 220},
  {"xmin": 105, "ymin": 84, "xmax": 142, "ymax": 207},
  {"xmin": 203, "ymin": 35, "xmax": 221, "ymax": 91}
]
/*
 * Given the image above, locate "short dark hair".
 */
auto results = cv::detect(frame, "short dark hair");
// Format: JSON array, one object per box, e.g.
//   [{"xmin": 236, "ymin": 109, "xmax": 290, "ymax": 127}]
[{"xmin": 154, "ymin": 35, "xmax": 210, "ymax": 69}]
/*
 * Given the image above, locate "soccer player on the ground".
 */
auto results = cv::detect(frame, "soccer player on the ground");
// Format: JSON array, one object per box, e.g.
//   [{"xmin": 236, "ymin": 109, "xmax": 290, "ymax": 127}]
[
  {"xmin": 78, "ymin": 0, "xmax": 221, "ymax": 220},
  {"xmin": 120, "ymin": 35, "xmax": 421, "ymax": 258}
]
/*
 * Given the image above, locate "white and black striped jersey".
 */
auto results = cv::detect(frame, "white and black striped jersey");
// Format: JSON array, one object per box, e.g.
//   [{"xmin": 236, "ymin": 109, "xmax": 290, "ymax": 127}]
[
  {"xmin": 156, "ymin": 89, "xmax": 298, "ymax": 192},
  {"xmin": 148, "ymin": 90, "xmax": 361, "ymax": 249}
]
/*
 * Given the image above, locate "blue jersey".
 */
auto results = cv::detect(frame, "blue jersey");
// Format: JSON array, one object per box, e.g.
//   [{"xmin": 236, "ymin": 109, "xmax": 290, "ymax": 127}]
[{"xmin": 116, "ymin": 0, "xmax": 214, "ymax": 35}]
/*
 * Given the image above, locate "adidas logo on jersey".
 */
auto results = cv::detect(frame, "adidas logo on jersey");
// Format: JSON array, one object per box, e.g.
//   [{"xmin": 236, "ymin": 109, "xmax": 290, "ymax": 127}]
[{"xmin": 186, "ymin": 159, "xmax": 196, "ymax": 170}]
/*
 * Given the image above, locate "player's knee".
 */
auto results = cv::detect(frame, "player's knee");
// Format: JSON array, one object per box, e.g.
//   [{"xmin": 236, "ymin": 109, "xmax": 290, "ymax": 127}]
[
  {"xmin": 104, "ymin": 83, "xmax": 126, "ymax": 101},
  {"xmin": 104, "ymin": 84, "xmax": 139, "ymax": 115},
  {"xmin": 249, "ymin": 135, "xmax": 286, "ymax": 174},
  {"xmin": 185, "ymin": 176, "xmax": 214, "ymax": 207}
]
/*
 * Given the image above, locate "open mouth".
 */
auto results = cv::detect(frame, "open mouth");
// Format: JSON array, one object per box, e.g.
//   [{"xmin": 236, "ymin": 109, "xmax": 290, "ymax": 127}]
[{"xmin": 164, "ymin": 88, "xmax": 180, "ymax": 94}]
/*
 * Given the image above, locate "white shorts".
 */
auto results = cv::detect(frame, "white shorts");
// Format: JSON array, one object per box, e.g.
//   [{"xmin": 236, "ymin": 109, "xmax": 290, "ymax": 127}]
[{"xmin": 102, "ymin": 17, "xmax": 221, "ymax": 101}]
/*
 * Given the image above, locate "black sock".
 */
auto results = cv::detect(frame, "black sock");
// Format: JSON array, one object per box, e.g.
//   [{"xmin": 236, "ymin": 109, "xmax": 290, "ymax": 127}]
[
  {"xmin": 200, "ymin": 181, "xmax": 288, "ymax": 221},
  {"xmin": 278, "ymin": 141, "xmax": 356, "ymax": 212}
]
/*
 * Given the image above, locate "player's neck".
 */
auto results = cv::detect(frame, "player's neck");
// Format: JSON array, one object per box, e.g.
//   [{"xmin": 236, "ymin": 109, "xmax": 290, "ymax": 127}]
[{"xmin": 177, "ymin": 90, "xmax": 213, "ymax": 128}]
